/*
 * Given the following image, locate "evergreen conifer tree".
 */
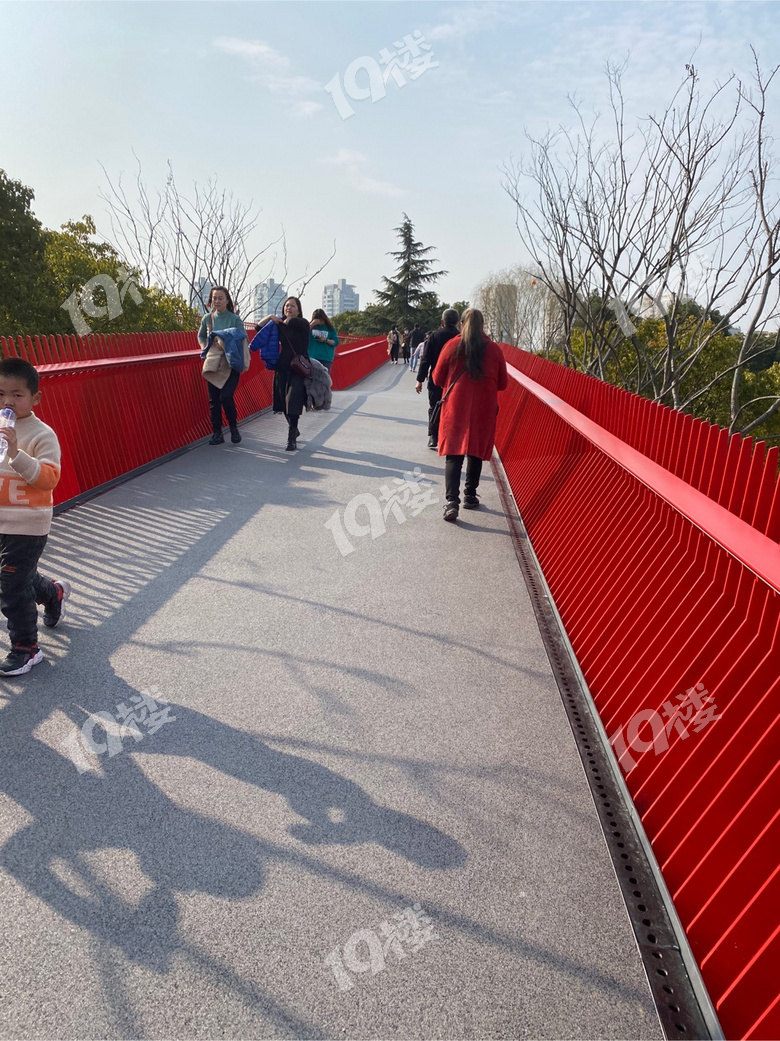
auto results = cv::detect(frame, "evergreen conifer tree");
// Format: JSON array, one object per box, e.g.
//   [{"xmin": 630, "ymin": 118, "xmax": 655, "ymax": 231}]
[{"xmin": 375, "ymin": 214, "xmax": 447, "ymax": 329}]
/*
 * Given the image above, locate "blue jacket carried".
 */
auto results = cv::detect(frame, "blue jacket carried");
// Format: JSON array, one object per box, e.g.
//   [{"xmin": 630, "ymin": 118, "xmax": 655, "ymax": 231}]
[
  {"xmin": 201, "ymin": 327, "xmax": 249, "ymax": 372},
  {"xmin": 250, "ymin": 321, "xmax": 281, "ymax": 370}
]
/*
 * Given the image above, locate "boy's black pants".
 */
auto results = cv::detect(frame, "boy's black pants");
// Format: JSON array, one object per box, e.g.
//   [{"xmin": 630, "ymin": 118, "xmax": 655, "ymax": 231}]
[
  {"xmin": 0, "ymin": 534, "xmax": 57, "ymax": 647},
  {"xmin": 445, "ymin": 455, "xmax": 483, "ymax": 504},
  {"xmin": 208, "ymin": 371, "xmax": 240, "ymax": 433}
]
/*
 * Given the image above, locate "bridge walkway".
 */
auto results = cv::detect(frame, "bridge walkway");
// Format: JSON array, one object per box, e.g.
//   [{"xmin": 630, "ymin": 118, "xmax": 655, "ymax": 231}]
[{"xmin": 0, "ymin": 362, "xmax": 660, "ymax": 1039}]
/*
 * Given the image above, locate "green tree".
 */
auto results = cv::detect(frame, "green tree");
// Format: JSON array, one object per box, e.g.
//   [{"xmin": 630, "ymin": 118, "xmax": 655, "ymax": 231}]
[
  {"xmin": 0, "ymin": 169, "xmax": 59, "ymax": 335},
  {"xmin": 744, "ymin": 331, "xmax": 780, "ymax": 373},
  {"xmin": 414, "ymin": 295, "xmax": 471, "ymax": 332},
  {"xmin": 332, "ymin": 305, "xmax": 395, "ymax": 336},
  {"xmin": 45, "ymin": 216, "xmax": 200, "ymax": 335},
  {"xmin": 374, "ymin": 214, "xmax": 447, "ymax": 328}
]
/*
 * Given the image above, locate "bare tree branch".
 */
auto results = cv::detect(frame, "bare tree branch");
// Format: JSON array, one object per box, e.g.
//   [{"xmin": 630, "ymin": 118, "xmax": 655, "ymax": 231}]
[{"xmin": 502, "ymin": 55, "xmax": 780, "ymax": 437}]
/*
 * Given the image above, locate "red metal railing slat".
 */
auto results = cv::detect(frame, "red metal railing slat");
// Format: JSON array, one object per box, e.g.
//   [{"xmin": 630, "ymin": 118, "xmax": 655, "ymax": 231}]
[{"xmin": 495, "ymin": 343, "xmax": 780, "ymax": 1041}]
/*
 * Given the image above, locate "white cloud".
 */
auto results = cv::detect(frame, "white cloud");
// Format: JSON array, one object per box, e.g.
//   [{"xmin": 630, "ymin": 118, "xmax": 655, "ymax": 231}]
[
  {"xmin": 321, "ymin": 150, "xmax": 404, "ymax": 196},
  {"xmin": 214, "ymin": 36, "xmax": 321, "ymax": 98},
  {"xmin": 260, "ymin": 72, "xmax": 321, "ymax": 96},
  {"xmin": 349, "ymin": 170, "xmax": 404, "ymax": 197},
  {"xmin": 427, "ymin": 3, "xmax": 507, "ymax": 42},
  {"xmin": 214, "ymin": 36, "xmax": 289, "ymax": 69},
  {"xmin": 293, "ymin": 101, "xmax": 324, "ymax": 118},
  {"xmin": 323, "ymin": 149, "xmax": 368, "ymax": 166}
]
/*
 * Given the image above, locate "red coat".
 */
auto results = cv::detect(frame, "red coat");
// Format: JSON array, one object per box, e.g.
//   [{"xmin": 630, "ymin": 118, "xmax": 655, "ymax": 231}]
[{"xmin": 433, "ymin": 335, "xmax": 508, "ymax": 460}]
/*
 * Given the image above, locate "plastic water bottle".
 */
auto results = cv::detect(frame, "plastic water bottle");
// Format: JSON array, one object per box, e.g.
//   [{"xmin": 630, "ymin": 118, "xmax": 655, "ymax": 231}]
[{"xmin": 0, "ymin": 408, "xmax": 16, "ymax": 465}]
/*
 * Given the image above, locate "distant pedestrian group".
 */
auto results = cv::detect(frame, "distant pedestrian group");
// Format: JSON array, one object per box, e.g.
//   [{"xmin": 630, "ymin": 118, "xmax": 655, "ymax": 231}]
[
  {"xmin": 0, "ymin": 295, "xmax": 505, "ymax": 677},
  {"xmin": 198, "ymin": 288, "xmax": 339, "ymax": 454}
]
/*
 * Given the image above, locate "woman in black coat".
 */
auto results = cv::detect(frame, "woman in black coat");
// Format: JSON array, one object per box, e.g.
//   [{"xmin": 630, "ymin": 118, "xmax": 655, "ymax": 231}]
[{"xmin": 257, "ymin": 296, "xmax": 310, "ymax": 451}]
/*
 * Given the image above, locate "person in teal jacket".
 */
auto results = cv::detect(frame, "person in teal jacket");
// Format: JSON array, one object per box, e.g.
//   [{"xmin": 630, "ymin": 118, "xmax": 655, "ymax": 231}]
[
  {"xmin": 308, "ymin": 309, "xmax": 339, "ymax": 372},
  {"xmin": 197, "ymin": 286, "xmax": 246, "ymax": 445}
]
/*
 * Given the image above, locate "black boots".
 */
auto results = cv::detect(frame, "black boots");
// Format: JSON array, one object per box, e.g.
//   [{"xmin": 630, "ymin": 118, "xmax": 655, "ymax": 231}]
[{"xmin": 285, "ymin": 419, "xmax": 299, "ymax": 451}]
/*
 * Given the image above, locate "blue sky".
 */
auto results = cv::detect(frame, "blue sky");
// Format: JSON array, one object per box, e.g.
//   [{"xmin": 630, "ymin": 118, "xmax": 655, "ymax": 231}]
[{"xmin": 2, "ymin": 1, "xmax": 779, "ymax": 318}]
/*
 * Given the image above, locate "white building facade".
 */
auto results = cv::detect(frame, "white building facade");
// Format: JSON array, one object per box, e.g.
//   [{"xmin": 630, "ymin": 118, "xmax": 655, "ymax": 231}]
[
  {"xmin": 322, "ymin": 279, "xmax": 359, "ymax": 317},
  {"xmin": 190, "ymin": 278, "xmax": 212, "ymax": 315},
  {"xmin": 254, "ymin": 279, "xmax": 287, "ymax": 319}
]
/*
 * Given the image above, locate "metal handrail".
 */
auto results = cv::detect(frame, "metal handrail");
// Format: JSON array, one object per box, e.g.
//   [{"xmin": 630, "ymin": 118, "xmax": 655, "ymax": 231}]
[{"xmin": 509, "ymin": 363, "xmax": 780, "ymax": 595}]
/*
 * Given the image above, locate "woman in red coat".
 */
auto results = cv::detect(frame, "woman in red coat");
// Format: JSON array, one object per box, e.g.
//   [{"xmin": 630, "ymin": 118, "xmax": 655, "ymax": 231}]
[{"xmin": 432, "ymin": 309, "xmax": 508, "ymax": 522}]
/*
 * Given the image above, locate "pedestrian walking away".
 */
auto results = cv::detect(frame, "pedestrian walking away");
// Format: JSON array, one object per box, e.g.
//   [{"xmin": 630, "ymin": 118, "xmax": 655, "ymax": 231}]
[
  {"xmin": 416, "ymin": 308, "xmax": 460, "ymax": 449},
  {"xmin": 402, "ymin": 328, "xmax": 412, "ymax": 365},
  {"xmin": 409, "ymin": 323, "xmax": 425, "ymax": 367},
  {"xmin": 431, "ymin": 309, "xmax": 508, "ymax": 523},
  {"xmin": 308, "ymin": 309, "xmax": 339, "ymax": 373},
  {"xmin": 257, "ymin": 297, "xmax": 311, "ymax": 451},
  {"xmin": 410, "ymin": 332, "xmax": 428, "ymax": 373},
  {"xmin": 387, "ymin": 326, "xmax": 401, "ymax": 364},
  {"xmin": 197, "ymin": 286, "xmax": 248, "ymax": 445},
  {"xmin": 0, "ymin": 358, "xmax": 70, "ymax": 676}
]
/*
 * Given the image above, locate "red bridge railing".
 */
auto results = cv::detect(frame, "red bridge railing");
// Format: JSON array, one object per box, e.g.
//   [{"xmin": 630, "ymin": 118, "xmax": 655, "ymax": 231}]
[
  {"xmin": 495, "ymin": 345, "xmax": 780, "ymax": 1041},
  {"xmin": 0, "ymin": 331, "xmax": 385, "ymax": 509},
  {"xmin": 331, "ymin": 338, "xmax": 387, "ymax": 388}
]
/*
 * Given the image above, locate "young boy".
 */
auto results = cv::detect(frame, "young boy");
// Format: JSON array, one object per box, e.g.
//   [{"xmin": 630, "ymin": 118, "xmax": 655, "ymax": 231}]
[{"xmin": 0, "ymin": 358, "xmax": 70, "ymax": 676}]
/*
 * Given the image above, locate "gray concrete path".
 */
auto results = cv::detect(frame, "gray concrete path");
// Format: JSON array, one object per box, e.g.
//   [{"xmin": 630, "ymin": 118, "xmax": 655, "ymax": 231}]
[{"xmin": 0, "ymin": 362, "xmax": 661, "ymax": 1040}]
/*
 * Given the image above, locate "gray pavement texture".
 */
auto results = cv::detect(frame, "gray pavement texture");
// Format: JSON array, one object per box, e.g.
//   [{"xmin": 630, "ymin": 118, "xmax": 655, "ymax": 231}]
[{"xmin": 0, "ymin": 362, "xmax": 661, "ymax": 1041}]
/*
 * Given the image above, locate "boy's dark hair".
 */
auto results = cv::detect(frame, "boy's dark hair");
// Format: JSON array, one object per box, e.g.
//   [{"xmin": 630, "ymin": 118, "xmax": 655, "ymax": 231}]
[{"xmin": 0, "ymin": 358, "xmax": 39, "ymax": 394}]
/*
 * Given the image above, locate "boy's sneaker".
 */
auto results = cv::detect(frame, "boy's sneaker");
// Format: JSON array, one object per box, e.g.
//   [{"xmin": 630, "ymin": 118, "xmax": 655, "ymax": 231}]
[
  {"xmin": 463, "ymin": 495, "xmax": 480, "ymax": 509},
  {"xmin": 0, "ymin": 645, "xmax": 43, "ymax": 676},
  {"xmin": 230, "ymin": 427, "xmax": 242, "ymax": 444},
  {"xmin": 43, "ymin": 579, "xmax": 71, "ymax": 629},
  {"xmin": 208, "ymin": 432, "xmax": 225, "ymax": 445}
]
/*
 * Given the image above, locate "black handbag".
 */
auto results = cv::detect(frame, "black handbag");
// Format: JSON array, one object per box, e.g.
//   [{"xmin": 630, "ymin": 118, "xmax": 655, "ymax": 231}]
[{"xmin": 430, "ymin": 367, "xmax": 466, "ymax": 428}]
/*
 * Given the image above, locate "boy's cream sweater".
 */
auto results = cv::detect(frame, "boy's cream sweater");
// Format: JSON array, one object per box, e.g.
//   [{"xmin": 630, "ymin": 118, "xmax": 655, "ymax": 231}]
[{"xmin": 0, "ymin": 412, "xmax": 61, "ymax": 536}]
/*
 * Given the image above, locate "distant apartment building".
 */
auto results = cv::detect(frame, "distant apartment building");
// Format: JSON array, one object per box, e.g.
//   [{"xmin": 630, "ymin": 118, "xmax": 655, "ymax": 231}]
[
  {"xmin": 322, "ymin": 279, "xmax": 359, "ymax": 316},
  {"xmin": 190, "ymin": 277, "xmax": 212, "ymax": 314},
  {"xmin": 480, "ymin": 283, "xmax": 518, "ymax": 344},
  {"xmin": 254, "ymin": 278, "xmax": 286, "ymax": 319}
]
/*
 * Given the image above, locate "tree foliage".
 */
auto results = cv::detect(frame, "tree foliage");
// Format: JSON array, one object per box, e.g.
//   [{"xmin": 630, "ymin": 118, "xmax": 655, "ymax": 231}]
[
  {"xmin": 0, "ymin": 169, "xmax": 59, "ymax": 335},
  {"xmin": 334, "ymin": 299, "xmax": 469, "ymax": 336},
  {"xmin": 45, "ymin": 216, "xmax": 199, "ymax": 334},
  {"xmin": 0, "ymin": 169, "xmax": 203, "ymax": 338},
  {"xmin": 374, "ymin": 214, "xmax": 447, "ymax": 328},
  {"xmin": 335, "ymin": 215, "xmax": 464, "ymax": 336}
]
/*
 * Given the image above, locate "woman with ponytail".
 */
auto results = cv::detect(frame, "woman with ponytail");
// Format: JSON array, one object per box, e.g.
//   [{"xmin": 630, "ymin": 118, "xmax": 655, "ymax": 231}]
[{"xmin": 431, "ymin": 308, "xmax": 508, "ymax": 522}]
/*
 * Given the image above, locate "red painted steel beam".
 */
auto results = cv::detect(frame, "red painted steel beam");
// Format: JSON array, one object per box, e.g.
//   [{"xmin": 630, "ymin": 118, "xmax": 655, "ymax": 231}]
[
  {"xmin": 508, "ymin": 364, "xmax": 780, "ymax": 595},
  {"xmin": 36, "ymin": 350, "xmax": 201, "ymax": 374},
  {"xmin": 335, "ymin": 338, "xmax": 385, "ymax": 357}
]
